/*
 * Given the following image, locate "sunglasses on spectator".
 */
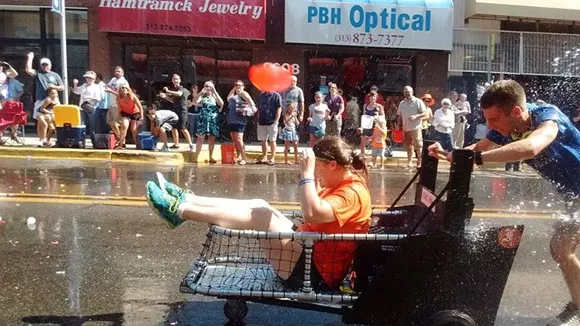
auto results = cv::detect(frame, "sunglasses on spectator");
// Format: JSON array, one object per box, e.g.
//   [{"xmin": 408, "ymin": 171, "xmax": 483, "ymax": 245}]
[
  {"xmin": 41, "ymin": 63, "xmax": 49, "ymax": 66},
  {"xmin": 235, "ymin": 84, "xmax": 243, "ymax": 87}
]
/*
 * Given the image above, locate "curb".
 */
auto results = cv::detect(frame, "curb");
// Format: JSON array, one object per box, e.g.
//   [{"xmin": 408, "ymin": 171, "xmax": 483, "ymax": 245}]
[
  {"xmin": 0, "ymin": 147, "xmax": 183, "ymax": 165},
  {"xmin": 0, "ymin": 146, "xmax": 509, "ymax": 170}
]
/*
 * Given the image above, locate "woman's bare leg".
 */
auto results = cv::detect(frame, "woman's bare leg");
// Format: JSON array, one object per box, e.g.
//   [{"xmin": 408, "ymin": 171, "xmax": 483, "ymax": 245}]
[{"xmin": 179, "ymin": 200, "xmax": 301, "ymax": 278}]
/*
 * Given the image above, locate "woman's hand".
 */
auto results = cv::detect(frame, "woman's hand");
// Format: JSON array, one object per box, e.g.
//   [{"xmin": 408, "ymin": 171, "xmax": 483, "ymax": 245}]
[{"xmin": 299, "ymin": 148, "xmax": 316, "ymax": 178}]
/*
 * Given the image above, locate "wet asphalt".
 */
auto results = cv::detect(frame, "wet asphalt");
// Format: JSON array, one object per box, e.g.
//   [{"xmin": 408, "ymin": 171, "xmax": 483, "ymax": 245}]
[{"xmin": 0, "ymin": 158, "xmax": 574, "ymax": 325}]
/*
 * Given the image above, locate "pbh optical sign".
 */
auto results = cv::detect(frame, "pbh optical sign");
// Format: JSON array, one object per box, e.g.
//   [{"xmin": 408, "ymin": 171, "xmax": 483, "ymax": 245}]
[{"xmin": 285, "ymin": 0, "xmax": 453, "ymax": 51}]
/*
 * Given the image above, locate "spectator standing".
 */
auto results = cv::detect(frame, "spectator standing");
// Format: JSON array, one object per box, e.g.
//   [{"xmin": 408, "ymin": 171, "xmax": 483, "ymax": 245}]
[
  {"xmin": 397, "ymin": 86, "xmax": 428, "ymax": 169},
  {"xmin": 160, "ymin": 74, "xmax": 194, "ymax": 151},
  {"xmin": 370, "ymin": 116, "xmax": 388, "ymax": 169},
  {"xmin": 325, "ymin": 83, "xmax": 344, "ymax": 136},
  {"xmin": 257, "ymin": 89, "xmax": 282, "ymax": 166},
  {"xmin": 104, "ymin": 66, "xmax": 127, "ymax": 139},
  {"xmin": 308, "ymin": 92, "xmax": 330, "ymax": 147},
  {"xmin": 94, "ymin": 73, "xmax": 110, "ymax": 134},
  {"xmin": 342, "ymin": 95, "xmax": 361, "ymax": 145},
  {"xmin": 226, "ymin": 80, "xmax": 256, "ymax": 165},
  {"xmin": 359, "ymin": 91, "xmax": 384, "ymax": 157},
  {"xmin": 193, "ymin": 81, "xmax": 224, "ymax": 163},
  {"xmin": 453, "ymin": 93, "xmax": 471, "ymax": 148},
  {"xmin": 363, "ymin": 85, "xmax": 386, "ymax": 106},
  {"xmin": 282, "ymin": 103, "xmax": 300, "ymax": 165},
  {"xmin": 25, "ymin": 52, "xmax": 65, "ymax": 147},
  {"xmin": 431, "ymin": 98, "xmax": 455, "ymax": 152},
  {"xmin": 72, "ymin": 71, "xmax": 101, "ymax": 137},
  {"xmin": 420, "ymin": 94, "xmax": 435, "ymax": 140},
  {"xmin": 187, "ymin": 84, "xmax": 199, "ymax": 113},
  {"xmin": 282, "ymin": 75, "xmax": 305, "ymax": 142}
]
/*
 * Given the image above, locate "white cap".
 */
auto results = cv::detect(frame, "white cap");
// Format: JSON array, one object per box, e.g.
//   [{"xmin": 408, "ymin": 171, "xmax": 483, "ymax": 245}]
[
  {"xmin": 40, "ymin": 58, "xmax": 51, "ymax": 66},
  {"xmin": 441, "ymin": 98, "xmax": 452, "ymax": 106}
]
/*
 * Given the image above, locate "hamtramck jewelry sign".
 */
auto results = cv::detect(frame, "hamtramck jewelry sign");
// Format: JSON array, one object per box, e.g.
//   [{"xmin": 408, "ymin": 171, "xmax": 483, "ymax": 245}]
[{"xmin": 285, "ymin": 0, "xmax": 454, "ymax": 51}]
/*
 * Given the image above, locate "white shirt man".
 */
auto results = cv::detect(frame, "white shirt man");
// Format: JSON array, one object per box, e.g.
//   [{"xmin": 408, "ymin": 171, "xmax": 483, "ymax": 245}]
[
  {"xmin": 397, "ymin": 86, "xmax": 428, "ymax": 168},
  {"xmin": 105, "ymin": 66, "xmax": 127, "ymax": 137}
]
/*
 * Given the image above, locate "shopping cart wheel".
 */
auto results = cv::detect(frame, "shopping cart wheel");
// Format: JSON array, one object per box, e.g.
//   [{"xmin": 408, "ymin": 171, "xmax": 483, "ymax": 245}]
[
  {"xmin": 224, "ymin": 299, "xmax": 248, "ymax": 323},
  {"xmin": 428, "ymin": 310, "xmax": 477, "ymax": 326}
]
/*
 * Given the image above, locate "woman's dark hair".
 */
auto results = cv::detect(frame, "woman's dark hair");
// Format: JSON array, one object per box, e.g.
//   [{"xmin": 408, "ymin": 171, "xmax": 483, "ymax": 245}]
[{"xmin": 312, "ymin": 136, "xmax": 368, "ymax": 178}]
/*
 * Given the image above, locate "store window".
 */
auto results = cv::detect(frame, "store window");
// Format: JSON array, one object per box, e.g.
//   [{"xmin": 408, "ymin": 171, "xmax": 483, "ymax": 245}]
[
  {"xmin": 194, "ymin": 50, "xmax": 217, "ymax": 83},
  {"xmin": 0, "ymin": 11, "xmax": 41, "ymax": 39},
  {"xmin": 217, "ymin": 50, "xmax": 251, "ymax": 87},
  {"xmin": 45, "ymin": 10, "xmax": 88, "ymax": 40}
]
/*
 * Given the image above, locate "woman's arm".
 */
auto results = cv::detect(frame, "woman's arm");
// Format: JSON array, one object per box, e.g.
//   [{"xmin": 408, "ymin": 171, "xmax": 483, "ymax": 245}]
[
  {"xmin": 134, "ymin": 95, "xmax": 144, "ymax": 118},
  {"xmin": 299, "ymin": 148, "xmax": 339, "ymax": 224},
  {"xmin": 226, "ymin": 87, "xmax": 236, "ymax": 101},
  {"xmin": 214, "ymin": 92, "xmax": 224, "ymax": 109},
  {"xmin": 378, "ymin": 104, "xmax": 385, "ymax": 115},
  {"xmin": 239, "ymin": 91, "xmax": 256, "ymax": 107}
]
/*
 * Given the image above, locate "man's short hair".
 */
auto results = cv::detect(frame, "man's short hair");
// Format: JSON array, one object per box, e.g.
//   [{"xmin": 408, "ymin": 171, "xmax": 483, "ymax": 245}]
[{"xmin": 480, "ymin": 80, "xmax": 526, "ymax": 115}]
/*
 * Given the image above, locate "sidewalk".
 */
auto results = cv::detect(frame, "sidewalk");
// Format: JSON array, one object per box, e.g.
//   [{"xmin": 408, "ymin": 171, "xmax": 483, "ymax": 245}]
[{"xmin": 0, "ymin": 136, "xmax": 510, "ymax": 170}]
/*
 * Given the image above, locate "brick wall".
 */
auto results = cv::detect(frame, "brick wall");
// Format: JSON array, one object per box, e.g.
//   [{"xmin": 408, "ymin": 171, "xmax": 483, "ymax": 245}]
[{"xmin": 0, "ymin": 0, "xmax": 111, "ymax": 77}]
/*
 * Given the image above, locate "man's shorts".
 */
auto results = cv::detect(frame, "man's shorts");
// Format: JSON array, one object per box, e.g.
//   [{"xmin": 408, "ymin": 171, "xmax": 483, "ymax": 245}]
[
  {"xmin": 174, "ymin": 110, "xmax": 188, "ymax": 131},
  {"xmin": 258, "ymin": 123, "xmax": 278, "ymax": 142},
  {"xmin": 106, "ymin": 106, "xmax": 120, "ymax": 125},
  {"xmin": 403, "ymin": 129, "xmax": 423, "ymax": 148}
]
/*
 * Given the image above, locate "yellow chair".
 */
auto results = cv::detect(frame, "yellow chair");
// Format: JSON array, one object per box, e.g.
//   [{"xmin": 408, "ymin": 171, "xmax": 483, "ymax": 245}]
[{"xmin": 53, "ymin": 105, "xmax": 82, "ymax": 127}]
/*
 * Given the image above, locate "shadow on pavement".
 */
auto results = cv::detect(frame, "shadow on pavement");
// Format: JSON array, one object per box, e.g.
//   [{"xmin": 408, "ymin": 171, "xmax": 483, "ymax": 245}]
[{"xmin": 22, "ymin": 313, "xmax": 124, "ymax": 325}]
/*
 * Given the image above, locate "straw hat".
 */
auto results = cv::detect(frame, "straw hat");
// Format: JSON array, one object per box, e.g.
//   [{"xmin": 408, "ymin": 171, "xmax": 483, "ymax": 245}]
[{"xmin": 421, "ymin": 94, "xmax": 435, "ymax": 106}]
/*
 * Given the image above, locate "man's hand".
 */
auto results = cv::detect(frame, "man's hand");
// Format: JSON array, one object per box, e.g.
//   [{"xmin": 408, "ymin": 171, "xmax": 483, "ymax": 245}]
[
  {"xmin": 408, "ymin": 115, "xmax": 418, "ymax": 121},
  {"xmin": 72, "ymin": 79, "xmax": 78, "ymax": 86},
  {"xmin": 428, "ymin": 142, "xmax": 452, "ymax": 162},
  {"xmin": 159, "ymin": 93, "xmax": 167, "ymax": 99},
  {"xmin": 162, "ymin": 87, "xmax": 169, "ymax": 93},
  {"xmin": 27, "ymin": 52, "xmax": 34, "ymax": 60}
]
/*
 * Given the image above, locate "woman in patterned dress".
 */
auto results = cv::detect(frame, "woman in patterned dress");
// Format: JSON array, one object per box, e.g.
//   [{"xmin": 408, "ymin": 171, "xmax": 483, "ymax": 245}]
[{"xmin": 193, "ymin": 81, "xmax": 224, "ymax": 163}]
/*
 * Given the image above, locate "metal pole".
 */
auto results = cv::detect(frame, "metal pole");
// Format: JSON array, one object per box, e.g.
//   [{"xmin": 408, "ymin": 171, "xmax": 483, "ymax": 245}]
[
  {"xmin": 60, "ymin": 0, "xmax": 69, "ymax": 104},
  {"xmin": 518, "ymin": 32, "xmax": 524, "ymax": 75}
]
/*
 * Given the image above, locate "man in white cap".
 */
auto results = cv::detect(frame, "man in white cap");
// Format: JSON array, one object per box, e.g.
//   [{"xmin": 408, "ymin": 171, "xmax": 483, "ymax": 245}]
[
  {"xmin": 25, "ymin": 53, "xmax": 64, "ymax": 146},
  {"xmin": 73, "ymin": 71, "xmax": 102, "ymax": 136}
]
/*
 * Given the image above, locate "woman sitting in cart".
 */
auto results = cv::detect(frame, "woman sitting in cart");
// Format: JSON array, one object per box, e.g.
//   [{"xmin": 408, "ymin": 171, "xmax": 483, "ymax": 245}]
[{"xmin": 146, "ymin": 136, "xmax": 371, "ymax": 291}]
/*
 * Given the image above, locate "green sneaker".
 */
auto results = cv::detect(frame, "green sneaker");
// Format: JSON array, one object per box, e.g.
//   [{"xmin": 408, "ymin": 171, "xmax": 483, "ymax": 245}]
[
  {"xmin": 155, "ymin": 172, "xmax": 192, "ymax": 198},
  {"xmin": 146, "ymin": 181, "xmax": 184, "ymax": 229}
]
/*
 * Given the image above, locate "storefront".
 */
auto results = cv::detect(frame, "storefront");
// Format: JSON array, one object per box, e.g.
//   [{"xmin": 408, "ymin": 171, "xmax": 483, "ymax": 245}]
[
  {"xmin": 282, "ymin": 0, "xmax": 455, "ymax": 103},
  {"xmin": 0, "ymin": 5, "xmax": 90, "ymax": 114},
  {"xmin": 97, "ymin": 0, "xmax": 268, "ymax": 102}
]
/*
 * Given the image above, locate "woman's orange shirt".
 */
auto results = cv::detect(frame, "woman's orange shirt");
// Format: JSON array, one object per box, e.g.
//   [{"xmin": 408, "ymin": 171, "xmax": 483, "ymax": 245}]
[
  {"xmin": 297, "ymin": 174, "xmax": 371, "ymax": 289},
  {"xmin": 118, "ymin": 95, "xmax": 140, "ymax": 115}
]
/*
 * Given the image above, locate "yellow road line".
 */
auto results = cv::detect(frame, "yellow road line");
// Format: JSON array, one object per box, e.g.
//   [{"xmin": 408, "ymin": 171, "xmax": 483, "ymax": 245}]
[
  {"xmin": 0, "ymin": 193, "xmax": 556, "ymax": 215},
  {"xmin": 0, "ymin": 196, "xmax": 554, "ymax": 219}
]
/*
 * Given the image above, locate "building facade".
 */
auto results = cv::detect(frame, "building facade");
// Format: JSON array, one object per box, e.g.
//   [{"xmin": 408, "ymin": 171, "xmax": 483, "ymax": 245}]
[
  {"xmin": 449, "ymin": 0, "xmax": 580, "ymax": 115},
  {"xmin": 0, "ymin": 0, "xmax": 455, "ymax": 110}
]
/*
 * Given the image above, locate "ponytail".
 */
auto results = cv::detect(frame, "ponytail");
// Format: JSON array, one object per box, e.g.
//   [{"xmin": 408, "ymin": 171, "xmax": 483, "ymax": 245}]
[{"xmin": 351, "ymin": 151, "xmax": 368, "ymax": 178}]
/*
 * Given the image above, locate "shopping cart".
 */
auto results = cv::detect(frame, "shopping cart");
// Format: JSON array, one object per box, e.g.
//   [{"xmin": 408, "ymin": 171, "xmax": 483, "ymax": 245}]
[{"xmin": 180, "ymin": 141, "xmax": 524, "ymax": 325}]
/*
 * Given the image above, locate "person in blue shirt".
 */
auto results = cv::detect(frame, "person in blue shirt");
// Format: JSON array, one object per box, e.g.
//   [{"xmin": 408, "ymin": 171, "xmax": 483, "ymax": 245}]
[{"xmin": 429, "ymin": 80, "xmax": 580, "ymax": 326}]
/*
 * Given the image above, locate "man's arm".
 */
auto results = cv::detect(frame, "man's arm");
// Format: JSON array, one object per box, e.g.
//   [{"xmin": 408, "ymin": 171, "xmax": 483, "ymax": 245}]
[
  {"xmin": 480, "ymin": 121, "xmax": 558, "ymax": 163},
  {"xmin": 165, "ymin": 88, "xmax": 183, "ymax": 97},
  {"xmin": 25, "ymin": 53, "xmax": 36, "ymax": 76}
]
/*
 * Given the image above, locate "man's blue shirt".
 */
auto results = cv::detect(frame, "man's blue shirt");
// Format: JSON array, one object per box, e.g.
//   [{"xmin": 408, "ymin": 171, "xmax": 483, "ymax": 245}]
[{"xmin": 486, "ymin": 104, "xmax": 580, "ymax": 197}]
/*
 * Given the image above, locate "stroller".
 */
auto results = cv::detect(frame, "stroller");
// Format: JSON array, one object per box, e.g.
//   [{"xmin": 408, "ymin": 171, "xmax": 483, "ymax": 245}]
[{"xmin": 180, "ymin": 142, "xmax": 524, "ymax": 325}]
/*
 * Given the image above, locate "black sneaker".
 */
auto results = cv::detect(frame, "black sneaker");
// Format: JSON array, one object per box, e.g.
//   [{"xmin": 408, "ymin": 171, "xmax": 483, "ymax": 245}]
[{"xmin": 547, "ymin": 303, "xmax": 580, "ymax": 326}]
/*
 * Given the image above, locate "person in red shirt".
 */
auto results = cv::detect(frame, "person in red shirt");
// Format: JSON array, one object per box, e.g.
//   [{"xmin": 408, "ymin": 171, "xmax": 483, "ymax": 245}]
[{"xmin": 146, "ymin": 136, "xmax": 372, "ymax": 291}]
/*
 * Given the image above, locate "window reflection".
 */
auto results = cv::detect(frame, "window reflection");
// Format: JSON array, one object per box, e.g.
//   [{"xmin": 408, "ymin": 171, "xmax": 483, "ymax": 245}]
[
  {"xmin": 45, "ymin": 10, "xmax": 88, "ymax": 40},
  {"xmin": 0, "ymin": 11, "xmax": 41, "ymax": 39},
  {"xmin": 217, "ymin": 50, "xmax": 251, "ymax": 86}
]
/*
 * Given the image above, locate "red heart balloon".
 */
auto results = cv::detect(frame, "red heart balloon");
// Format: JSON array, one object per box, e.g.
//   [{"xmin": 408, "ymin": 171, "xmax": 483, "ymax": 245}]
[{"xmin": 249, "ymin": 63, "xmax": 293, "ymax": 92}]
